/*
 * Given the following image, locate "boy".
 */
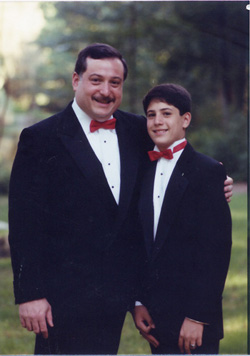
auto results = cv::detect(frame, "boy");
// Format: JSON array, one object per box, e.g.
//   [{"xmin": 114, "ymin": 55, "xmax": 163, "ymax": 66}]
[{"xmin": 133, "ymin": 84, "xmax": 232, "ymax": 355}]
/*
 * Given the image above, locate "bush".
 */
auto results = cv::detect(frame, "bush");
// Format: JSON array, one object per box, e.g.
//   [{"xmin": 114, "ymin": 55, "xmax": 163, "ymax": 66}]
[
  {"xmin": 188, "ymin": 111, "xmax": 247, "ymax": 181},
  {"xmin": 0, "ymin": 165, "xmax": 10, "ymax": 195}
]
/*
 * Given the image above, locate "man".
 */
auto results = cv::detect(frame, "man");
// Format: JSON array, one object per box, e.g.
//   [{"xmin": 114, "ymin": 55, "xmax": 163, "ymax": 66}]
[
  {"xmin": 8, "ymin": 43, "xmax": 151, "ymax": 355},
  {"xmin": 9, "ymin": 44, "xmax": 232, "ymax": 355},
  {"xmin": 133, "ymin": 84, "xmax": 232, "ymax": 355}
]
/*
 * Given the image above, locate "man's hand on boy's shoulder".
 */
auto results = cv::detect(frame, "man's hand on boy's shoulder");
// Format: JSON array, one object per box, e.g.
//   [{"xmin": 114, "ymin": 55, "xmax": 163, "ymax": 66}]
[{"xmin": 224, "ymin": 175, "xmax": 233, "ymax": 203}]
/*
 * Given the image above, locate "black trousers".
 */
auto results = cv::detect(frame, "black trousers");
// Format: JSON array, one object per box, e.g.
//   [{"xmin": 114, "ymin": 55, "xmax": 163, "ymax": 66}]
[{"xmin": 35, "ymin": 311, "xmax": 126, "ymax": 355}]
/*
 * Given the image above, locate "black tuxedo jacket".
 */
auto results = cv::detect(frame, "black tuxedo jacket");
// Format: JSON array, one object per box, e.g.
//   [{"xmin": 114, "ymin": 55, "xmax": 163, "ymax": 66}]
[
  {"xmin": 139, "ymin": 143, "xmax": 232, "ymax": 342},
  {"xmin": 9, "ymin": 102, "xmax": 151, "ymax": 319}
]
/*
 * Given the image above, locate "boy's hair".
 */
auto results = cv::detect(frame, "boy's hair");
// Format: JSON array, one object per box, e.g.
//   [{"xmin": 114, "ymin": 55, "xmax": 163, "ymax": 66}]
[
  {"xmin": 143, "ymin": 83, "xmax": 191, "ymax": 115},
  {"xmin": 74, "ymin": 43, "xmax": 128, "ymax": 80}
]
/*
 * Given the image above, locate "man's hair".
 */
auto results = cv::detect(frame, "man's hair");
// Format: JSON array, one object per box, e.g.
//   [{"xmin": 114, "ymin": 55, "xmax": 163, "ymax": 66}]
[
  {"xmin": 74, "ymin": 43, "xmax": 128, "ymax": 80},
  {"xmin": 143, "ymin": 83, "xmax": 191, "ymax": 115}
]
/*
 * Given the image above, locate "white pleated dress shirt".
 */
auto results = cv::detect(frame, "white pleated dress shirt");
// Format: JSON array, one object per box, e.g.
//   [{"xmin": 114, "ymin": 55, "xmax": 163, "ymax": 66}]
[
  {"xmin": 72, "ymin": 99, "xmax": 121, "ymax": 204},
  {"xmin": 135, "ymin": 138, "xmax": 186, "ymax": 307},
  {"xmin": 137, "ymin": 138, "xmax": 205, "ymax": 325},
  {"xmin": 153, "ymin": 138, "xmax": 186, "ymax": 238}
]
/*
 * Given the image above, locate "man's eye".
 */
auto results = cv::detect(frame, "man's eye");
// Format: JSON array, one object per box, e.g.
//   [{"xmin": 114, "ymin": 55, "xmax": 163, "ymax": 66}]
[
  {"xmin": 111, "ymin": 81, "xmax": 121, "ymax": 87},
  {"xmin": 147, "ymin": 114, "xmax": 155, "ymax": 119},
  {"xmin": 91, "ymin": 78, "xmax": 101, "ymax": 84}
]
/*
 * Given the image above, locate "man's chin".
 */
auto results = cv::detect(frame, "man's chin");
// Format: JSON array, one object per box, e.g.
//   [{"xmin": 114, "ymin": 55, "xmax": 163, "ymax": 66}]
[
  {"xmin": 92, "ymin": 113, "xmax": 113, "ymax": 122},
  {"xmin": 92, "ymin": 107, "xmax": 118, "ymax": 121}
]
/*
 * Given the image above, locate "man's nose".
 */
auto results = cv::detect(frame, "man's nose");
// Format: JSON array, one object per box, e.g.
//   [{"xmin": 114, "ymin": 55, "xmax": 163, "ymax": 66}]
[{"xmin": 99, "ymin": 82, "xmax": 111, "ymax": 96}]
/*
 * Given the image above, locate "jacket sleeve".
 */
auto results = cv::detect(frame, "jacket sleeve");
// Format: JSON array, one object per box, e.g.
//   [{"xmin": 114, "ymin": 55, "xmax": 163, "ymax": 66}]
[
  {"xmin": 8, "ymin": 127, "xmax": 49, "ymax": 304},
  {"xmin": 185, "ymin": 161, "xmax": 232, "ymax": 325}
]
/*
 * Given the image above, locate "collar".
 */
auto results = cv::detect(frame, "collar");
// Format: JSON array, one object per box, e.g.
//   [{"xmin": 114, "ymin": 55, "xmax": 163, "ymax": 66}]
[
  {"xmin": 153, "ymin": 138, "xmax": 187, "ymax": 153},
  {"xmin": 72, "ymin": 98, "xmax": 114, "ymax": 134}
]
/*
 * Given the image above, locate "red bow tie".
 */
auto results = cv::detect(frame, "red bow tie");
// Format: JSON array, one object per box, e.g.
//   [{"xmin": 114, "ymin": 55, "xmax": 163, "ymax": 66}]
[
  {"xmin": 148, "ymin": 140, "xmax": 187, "ymax": 161},
  {"xmin": 90, "ymin": 118, "xmax": 116, "ymax": 132}
]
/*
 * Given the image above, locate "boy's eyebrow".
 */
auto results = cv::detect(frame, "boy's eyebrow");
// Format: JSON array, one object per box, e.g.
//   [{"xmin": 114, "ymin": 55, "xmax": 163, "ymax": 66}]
[{"xmin": 147, "ymin": 107, "xmax": 173, "ymax": 114}]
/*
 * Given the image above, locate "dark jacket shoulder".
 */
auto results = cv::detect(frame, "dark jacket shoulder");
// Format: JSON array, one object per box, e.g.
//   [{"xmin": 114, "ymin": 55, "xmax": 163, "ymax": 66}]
[{"xmin": 180, "ymin": 142, "xmax": 227, "ymax": 181}]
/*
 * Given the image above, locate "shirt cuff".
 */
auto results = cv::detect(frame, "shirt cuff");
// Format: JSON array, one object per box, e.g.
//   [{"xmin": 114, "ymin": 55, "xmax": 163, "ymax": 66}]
[
  {"xmin": 186, "ymin": 317, "xmax": 209, "ymax": 325},
  {"xmin": 135, "ymin": 301, "xmax": 143, "ymax": 306}
]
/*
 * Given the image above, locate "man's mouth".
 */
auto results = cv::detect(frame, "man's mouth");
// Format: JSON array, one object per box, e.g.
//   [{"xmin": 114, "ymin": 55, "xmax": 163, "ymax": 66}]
[{"xmin": 93, "ymin": 96, "xmax": 114, "ymax": 104}]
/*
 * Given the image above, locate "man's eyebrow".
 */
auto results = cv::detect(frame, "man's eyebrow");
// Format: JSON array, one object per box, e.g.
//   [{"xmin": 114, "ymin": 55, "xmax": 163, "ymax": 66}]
[
  {"xmin": 89, "ymin": 73, "xmax": 122, "ymax": 80},
  {"xmin": 89, "ymin": 73, "xmax": 103, "ymax": 77}
]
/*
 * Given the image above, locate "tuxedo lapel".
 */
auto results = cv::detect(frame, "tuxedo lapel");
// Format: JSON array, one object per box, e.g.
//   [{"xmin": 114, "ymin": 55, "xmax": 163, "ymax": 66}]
[
  {"xmin": 58, "ymin": 104, "xmax": 117, "ymax": 211},
  {"xmin": 139, "ymin": 160, "xmax": 156, "ymax": 258},
  {"xmin": 113, "ymin": 111, "xmax": 141, "ymax": 228},
  {"xmin": 58, "ymin": 106, "xmax": 145, "ymax": 241},
  {"xmin": 151, "ymin": 144, "xmax": 194, "ymax": 261}
]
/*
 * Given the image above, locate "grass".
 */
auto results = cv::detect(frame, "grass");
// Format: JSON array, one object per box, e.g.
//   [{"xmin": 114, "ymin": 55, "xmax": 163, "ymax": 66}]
[
  {"xmin": 0, "ymin": 193, "xmax": 247, "ymax": 354},
  {"xmin": 0, "ymin": 258, "xmax": 35, "ymax": 354}
]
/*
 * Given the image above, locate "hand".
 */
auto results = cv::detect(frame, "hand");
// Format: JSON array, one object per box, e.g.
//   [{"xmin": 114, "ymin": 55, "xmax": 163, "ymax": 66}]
[
  {"xmin": 19, "ymin": 298, "xmax": 54, "ymax": 339},
  {"xmin": 133, "ymin": 305, "xmax": 160, "ymax": 348},
  {"xmin": 223, "ymin": 175, "xmax": 233, "ymax": 203},
  {"xmin": 178, "ymin": 318, "xmax": 204, "ymax": 354}
]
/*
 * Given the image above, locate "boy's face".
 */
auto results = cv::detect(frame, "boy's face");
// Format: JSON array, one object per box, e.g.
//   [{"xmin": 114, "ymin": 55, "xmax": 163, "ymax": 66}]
[{"xmin": 146, "ymin": 99, "xmax": 191, "ymax": 151}]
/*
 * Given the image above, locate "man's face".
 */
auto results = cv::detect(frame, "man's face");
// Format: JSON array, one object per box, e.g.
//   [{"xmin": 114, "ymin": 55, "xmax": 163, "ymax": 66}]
[
  {"xmin": 72, "ymin": 57, "xmax": 124, "ymax": 122},
  {"xmin": 146, "ymin": 99, "xmax": 191, "ymax": 151}
]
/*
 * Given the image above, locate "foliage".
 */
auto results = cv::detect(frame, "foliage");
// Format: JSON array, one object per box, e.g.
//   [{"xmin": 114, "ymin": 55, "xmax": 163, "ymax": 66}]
[
  {"xmin": 188, "ymin": 110, "xmax": 247, "ymax": 181},
  {"xmin": 0, "ymin": 193, "xmax": 247, "ymax": 354},
  {"xmin": 0, "ymin": 195, "xmax": 8, "ymax": 222},
  {"xmin": 0, "ymin": 164, "xmax": 10, "ymax": 195},
  {"xmin": 0, "ymin": 3, "xmax": 248, "ymax": 189},
  {"xmin": 33, "ymin": 2, "xmax": 248, "ymax": 113},
  {"xmin": 32, "ymin": 1, "xmax": 248, "ymax": 180}
]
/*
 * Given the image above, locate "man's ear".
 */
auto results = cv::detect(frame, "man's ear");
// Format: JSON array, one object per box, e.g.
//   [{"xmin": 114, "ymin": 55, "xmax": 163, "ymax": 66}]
[
  {"xmin": 183, "ymin": 112, "xmax": 191, "ymax": 129},
  {"xmin": 72, "ymin": 72, "xmax": 80, "ymax": 91}
]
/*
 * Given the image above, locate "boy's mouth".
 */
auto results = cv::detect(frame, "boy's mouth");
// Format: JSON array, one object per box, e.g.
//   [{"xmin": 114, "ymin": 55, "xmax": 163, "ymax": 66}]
[{"xmin": 153, "ymin": 129, "xmax": 168, "ymax": 134}]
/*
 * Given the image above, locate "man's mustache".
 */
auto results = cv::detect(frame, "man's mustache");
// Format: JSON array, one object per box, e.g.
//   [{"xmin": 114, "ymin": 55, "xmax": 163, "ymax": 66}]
[{"xmin": 93, "ymin": 95, "xmax": 115, "ymax": 104}]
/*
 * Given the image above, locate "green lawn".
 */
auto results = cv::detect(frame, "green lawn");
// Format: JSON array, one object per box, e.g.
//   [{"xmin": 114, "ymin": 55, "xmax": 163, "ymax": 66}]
[{"xmin": 0, "ymin": 193, "xmax": 247, "ymax": 354}]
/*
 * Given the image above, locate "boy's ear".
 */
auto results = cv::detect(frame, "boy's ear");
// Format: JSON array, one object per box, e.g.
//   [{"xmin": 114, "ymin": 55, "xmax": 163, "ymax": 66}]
[{"xmin": 183, "ymin": 112, "xmax": 191, "ymax": 129}]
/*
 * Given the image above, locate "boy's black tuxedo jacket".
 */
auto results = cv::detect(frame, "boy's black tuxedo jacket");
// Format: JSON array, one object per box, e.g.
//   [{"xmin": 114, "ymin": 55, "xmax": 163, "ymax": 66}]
[
  {"xmin": 9, "ymin": 102, "xmax": 150, "ymax": 319},
  {"xmin": 139, "ymin": 142, "xmax": 232, "ymax": 342}
]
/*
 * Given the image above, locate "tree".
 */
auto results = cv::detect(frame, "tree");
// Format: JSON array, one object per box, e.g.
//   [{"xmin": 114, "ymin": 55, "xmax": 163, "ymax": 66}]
[{"xmin": 32, "ymin": 1, "xmax": 248, "ymax": 180}]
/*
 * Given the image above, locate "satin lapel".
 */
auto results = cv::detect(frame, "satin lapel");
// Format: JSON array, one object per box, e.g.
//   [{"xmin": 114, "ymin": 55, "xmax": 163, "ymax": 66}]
[
  {"xmin": 58, "ymin": 105, "xmax": 117, "ymax": 210},
  {"xmin": 139, "ymin": 161, "xmax": 156, "ymax": 259},
  {"xmin": 114, "ymin": 112, "xmax": 141, "ymax": 227},
  {"xmin": 152, "ymin": 145, "xmax": 193, "ymax": 261}
]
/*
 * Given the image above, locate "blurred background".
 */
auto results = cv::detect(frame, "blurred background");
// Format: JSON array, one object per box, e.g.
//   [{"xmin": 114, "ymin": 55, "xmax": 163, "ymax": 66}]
[{"xmin": 0, "ymin": 1, "xmax": 248, "ymax": 354}]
